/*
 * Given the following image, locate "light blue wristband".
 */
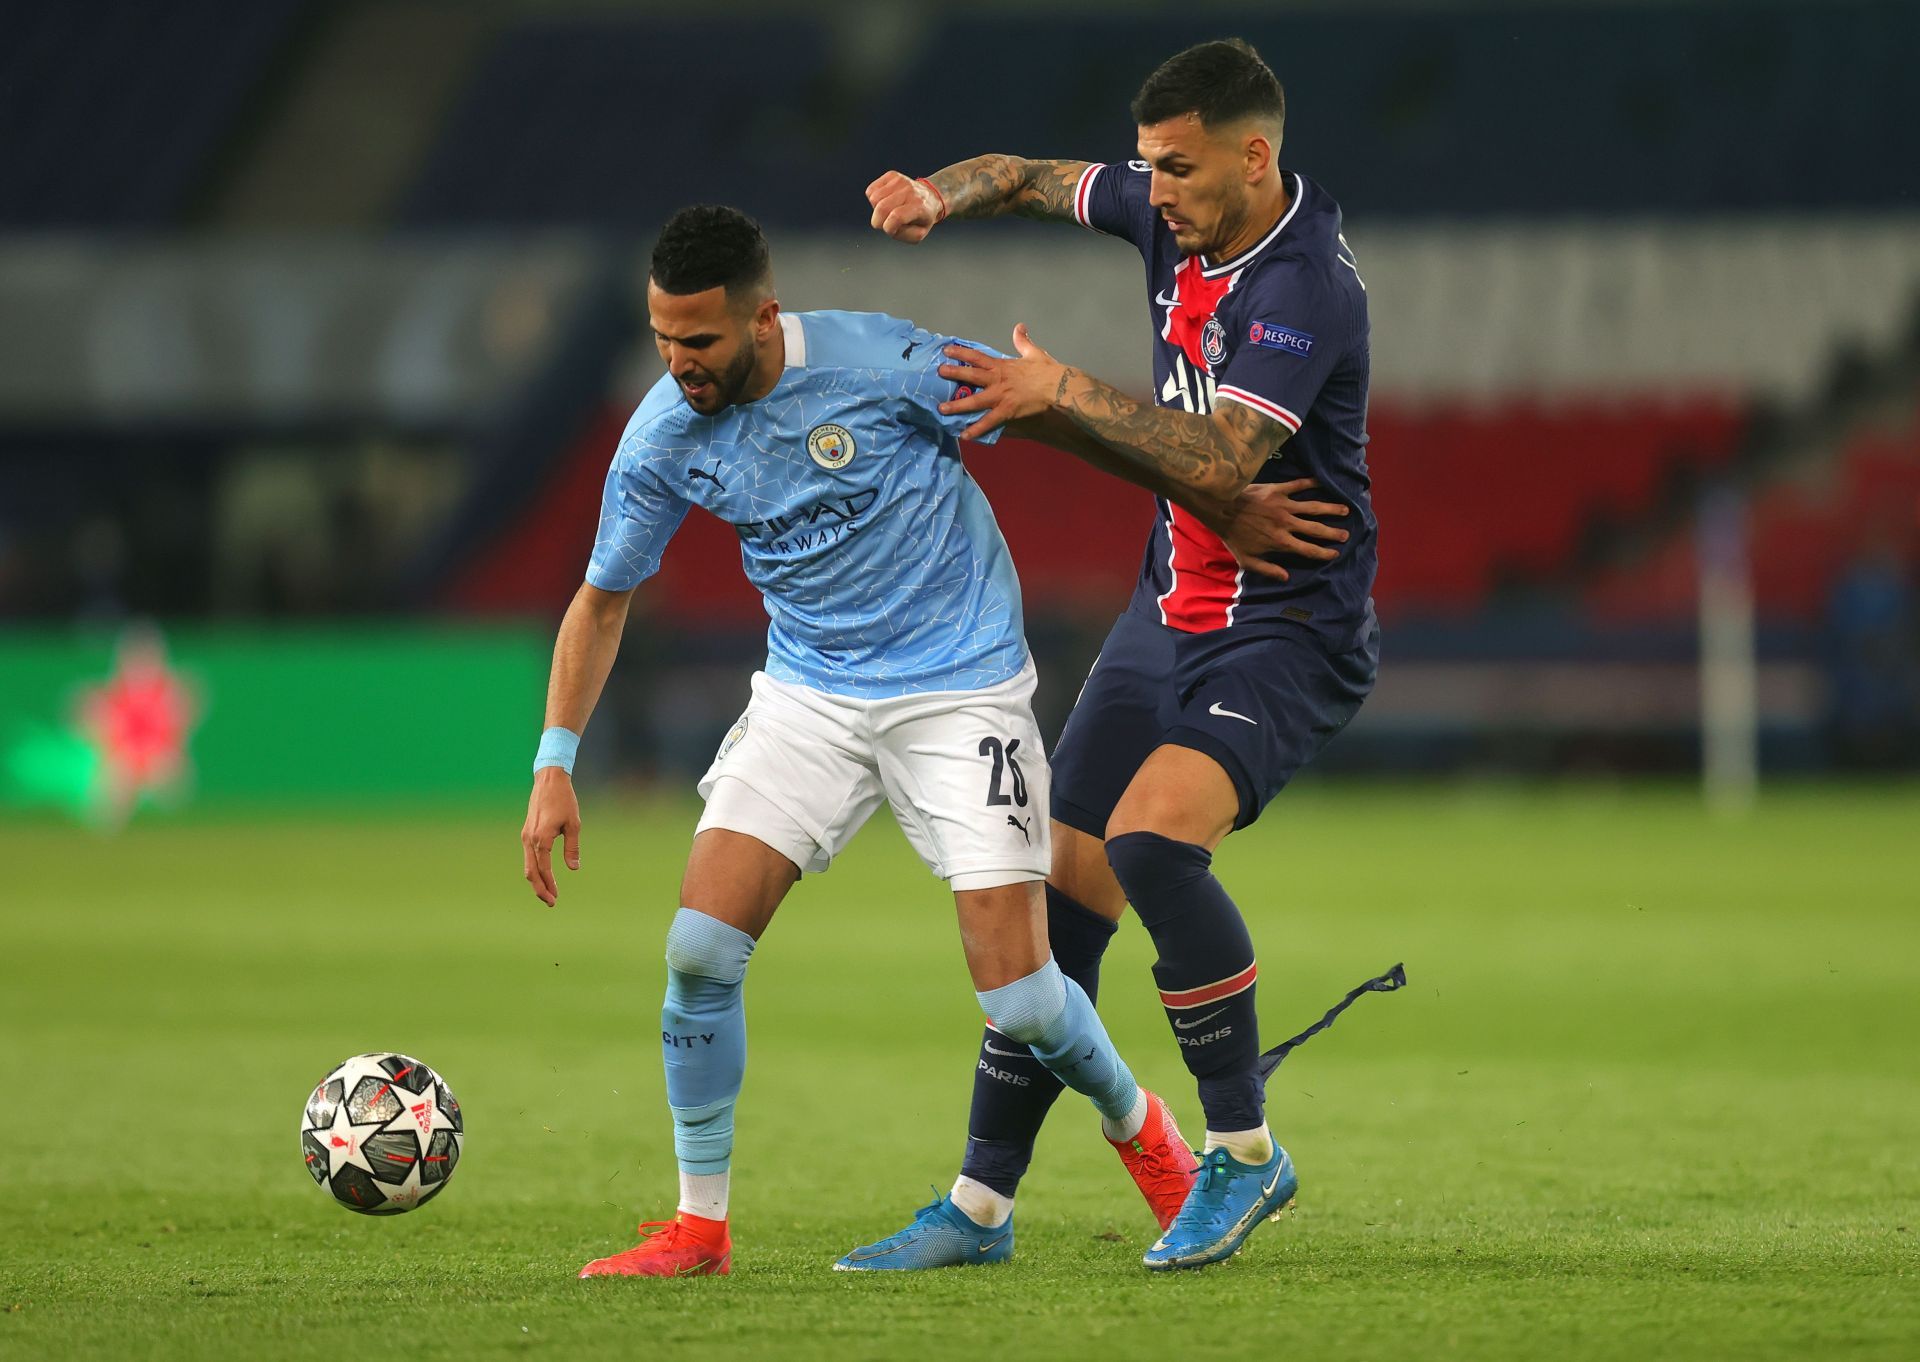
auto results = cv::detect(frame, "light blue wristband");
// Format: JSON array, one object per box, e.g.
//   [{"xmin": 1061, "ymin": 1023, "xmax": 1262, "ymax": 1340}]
[{"xmin": 534, "ymin": 726, "xmax": 580, "ymax": 775}]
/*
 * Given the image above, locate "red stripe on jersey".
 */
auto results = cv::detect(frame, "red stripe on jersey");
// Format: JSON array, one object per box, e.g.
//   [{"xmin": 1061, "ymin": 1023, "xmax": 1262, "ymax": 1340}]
[
  {"xmin": 1216, "ymin": 385, "xmax": 1302, "ymax": 431},
  {"xmin": 1156, "ymin": 500, "xmax": 1243, "ymax": 632},
  {"xmin": 1159, "ymin": 962, "xmax": 1258, "ymax": 1010},
  {"xmin": 1074, "ymin": 164, "xmax": 1102, "ymax": 229},
  {"xmin": 1161, "ymin": 256, "xmax": 1235, "ymax": 372},
  {"xmin": 1154, "ymin": 259, "xmax": 1264, "ymax": 631}
]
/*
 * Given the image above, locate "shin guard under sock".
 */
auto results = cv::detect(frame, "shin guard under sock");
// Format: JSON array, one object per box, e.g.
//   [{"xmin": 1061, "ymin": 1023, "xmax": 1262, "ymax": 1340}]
[
  {"xmin": 1106, "ymin": 831, "xmax": 1265, "ymax": 1131},
  {"xmin": 661, "ymin": 908, "xmax": 755, "ymax": 1178},
  {"xmin": 958, "ymin": 887, "xmax": 1117, "ymax": 1196}
]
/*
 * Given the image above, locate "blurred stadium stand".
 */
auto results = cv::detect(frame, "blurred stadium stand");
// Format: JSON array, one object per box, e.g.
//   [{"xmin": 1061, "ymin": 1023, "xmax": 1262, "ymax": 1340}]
[
  {"xmin": 0, "ymin": 0, "xmax": 314, "ymax": 229},
  {"xmin": 2, "ymin": 0, "xmax": 1917, "ymax": 796},
  {"xmin": 398, "ymin": 3, "xmax": 1919, "ymax": 227}
]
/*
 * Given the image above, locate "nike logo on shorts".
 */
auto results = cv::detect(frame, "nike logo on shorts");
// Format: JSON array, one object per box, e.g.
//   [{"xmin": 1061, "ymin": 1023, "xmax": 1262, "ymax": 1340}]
[{"xmin": 1208, "ymin": 702, "xmax": 1258, "ymax": 725}]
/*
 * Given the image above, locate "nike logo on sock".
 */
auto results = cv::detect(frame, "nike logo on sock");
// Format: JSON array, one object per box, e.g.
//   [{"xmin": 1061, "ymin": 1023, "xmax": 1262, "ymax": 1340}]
[
  {"xmin": 1208, "ymin": 702, "xmax": 1258, "ymax": 725},
  {"xmin": 1174, "ymin": 1008, "xmax": 1227, "ymax": 1030},
  {"xmin": 982, "ymin": 1041, "xmax": 1026, "ymax": 1059}
]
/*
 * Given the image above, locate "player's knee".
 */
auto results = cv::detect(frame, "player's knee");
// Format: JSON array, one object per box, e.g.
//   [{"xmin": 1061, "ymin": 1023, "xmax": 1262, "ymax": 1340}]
[
  {"xmin": 663, "ymin": 907, "xmax": 756, "ymax": 984},
  {"xmin": 976, "ymin": 958, "xmax": 1066, "ymax": 1046},
  {"xmin": 1105, "ymin": 831, "xmax": 1213, "ymax": 925}
]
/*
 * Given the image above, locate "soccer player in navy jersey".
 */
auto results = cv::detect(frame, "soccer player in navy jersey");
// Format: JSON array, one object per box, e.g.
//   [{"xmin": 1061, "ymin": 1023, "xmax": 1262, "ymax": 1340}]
[{"xmin": 863, "ymin": 38, "xmax": 1377, "ymax": 1269}]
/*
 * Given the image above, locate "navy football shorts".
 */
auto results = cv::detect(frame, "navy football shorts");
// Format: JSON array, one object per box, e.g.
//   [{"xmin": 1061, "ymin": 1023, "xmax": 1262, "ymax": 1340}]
[{"xmin": 1051, "ymin": 610, "xmax": 1379, "ymax": 834}]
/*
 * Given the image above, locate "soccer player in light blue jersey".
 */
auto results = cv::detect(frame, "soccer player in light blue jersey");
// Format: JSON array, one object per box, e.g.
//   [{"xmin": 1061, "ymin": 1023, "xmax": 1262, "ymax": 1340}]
[{"xmin": 517, "ymin": 206, "xmax": 1194, "ymax": 1278}]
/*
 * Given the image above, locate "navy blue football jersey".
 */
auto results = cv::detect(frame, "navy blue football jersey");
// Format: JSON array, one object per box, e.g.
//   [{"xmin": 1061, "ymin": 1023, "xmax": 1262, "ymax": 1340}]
[{"xmin": 1071, "ymin": 163, "xmax": 1376, "ymax": 648}]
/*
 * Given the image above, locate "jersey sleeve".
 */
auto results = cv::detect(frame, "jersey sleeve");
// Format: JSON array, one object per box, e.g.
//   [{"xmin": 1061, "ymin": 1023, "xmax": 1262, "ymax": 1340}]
[
  {"xmin": 1071, "ymin": 161, "xmax": 1157, "ymax": 256},
  {"xmin": 892, "ymin": 325, "xmax": 1010, "ymax": 447},
  {"xmin": 1213, "ymin": 262, "xmax": 1351, "ymax": 438},
  {"xmin": 584, "ymin": 445, "xmax": 691, "ymax": 591}
]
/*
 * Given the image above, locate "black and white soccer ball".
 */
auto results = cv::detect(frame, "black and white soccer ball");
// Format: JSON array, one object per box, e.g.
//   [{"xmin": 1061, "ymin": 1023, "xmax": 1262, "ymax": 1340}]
[{"xmin": 300, "ymin": 1052, "xmax": 464, "ymax": 1215}]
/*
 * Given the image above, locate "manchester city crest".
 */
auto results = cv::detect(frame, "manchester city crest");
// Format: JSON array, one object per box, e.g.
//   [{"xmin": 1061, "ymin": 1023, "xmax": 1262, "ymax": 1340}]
[
  {"xmin": 806, "ymin": 423, "xmax": 856, "ymax": 470},
  {"xmin": 1201, "ymin": 317, "xmax": 1228, "ymax": 367}
]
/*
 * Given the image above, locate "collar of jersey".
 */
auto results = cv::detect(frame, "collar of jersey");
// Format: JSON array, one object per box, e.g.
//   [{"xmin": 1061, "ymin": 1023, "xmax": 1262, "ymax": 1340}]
[
  {"xmin": 1197, "ymin": 172, "xmax": 1305, "ymax": 279},
  {"xmin": 779, "ymin": 311, "xmax": 807, "ymax": 368}
]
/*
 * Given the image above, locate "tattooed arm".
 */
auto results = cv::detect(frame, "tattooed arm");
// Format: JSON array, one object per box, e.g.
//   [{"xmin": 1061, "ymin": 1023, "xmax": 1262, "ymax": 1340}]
[
  {"xmin": 1008, "ymin": 407, "xmax": 1232, "ymax": 518},
  {"xmin": 866, "ymin": 158, "xmax": 1090, "ymax": 242},
  {"xmin": 1050, "ymin": 367, "xmax": 1283, "ymax": 502},
  {"xmin": 941, "ymin": 325, "xmax": 1283, "ymax": 502},
  {"xmin": 1006, "ymin": 407, "xmax": 1348, "ymax": 580}
]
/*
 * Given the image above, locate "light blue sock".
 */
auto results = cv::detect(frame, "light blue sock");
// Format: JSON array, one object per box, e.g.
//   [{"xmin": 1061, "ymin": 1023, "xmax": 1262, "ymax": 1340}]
[
  {"xmin": 660, "ymin": 907, "xmax": 756, "ymax": 1175},
  {"xmin": 977, "ymin": 957, "xmax": 1140, "ymax": 1122}
]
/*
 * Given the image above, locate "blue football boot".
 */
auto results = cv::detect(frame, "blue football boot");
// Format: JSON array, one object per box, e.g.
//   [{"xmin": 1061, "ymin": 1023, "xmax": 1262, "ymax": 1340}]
[
  {"xmin": 1142, "ymin": 1143, "xmax": 1297, "ymax": 1271},
  {"xmin": 834, "ymin": 1195, "xmax": 1014, "ymax": 1271}
]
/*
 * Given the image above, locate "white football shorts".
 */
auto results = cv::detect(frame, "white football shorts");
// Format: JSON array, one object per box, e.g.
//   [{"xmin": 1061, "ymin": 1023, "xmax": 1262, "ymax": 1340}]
[{"xmin": 695, "ymin": 660, "xmax": 1051, "ymax": 890}]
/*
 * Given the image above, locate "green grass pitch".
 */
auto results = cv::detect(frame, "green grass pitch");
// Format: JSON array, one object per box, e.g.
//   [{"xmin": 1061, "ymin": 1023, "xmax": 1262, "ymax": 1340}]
[{"xmin": 3, "ymin": 784, "xmax": 1916, "ymax": 1360}]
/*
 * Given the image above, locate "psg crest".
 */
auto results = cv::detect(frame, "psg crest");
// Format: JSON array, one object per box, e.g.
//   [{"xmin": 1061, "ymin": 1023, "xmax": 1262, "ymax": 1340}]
[
  {"xmin": 1201, "ymin": 317, "xmax": 1228, "ymax": 367},
  {"xmin": 807, "ymin": 423, "xmax": 857, "ymax": 470}
]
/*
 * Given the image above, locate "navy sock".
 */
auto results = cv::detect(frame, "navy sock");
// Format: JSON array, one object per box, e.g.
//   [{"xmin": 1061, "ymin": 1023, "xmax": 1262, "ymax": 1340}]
[
  {"xmin": 1106, "ymin": 831, "xmax": 1264, "ymax": 1132},
  {"xmin": 957, "ymin": 885, "xmax": 1117, "ymax": 1197}
]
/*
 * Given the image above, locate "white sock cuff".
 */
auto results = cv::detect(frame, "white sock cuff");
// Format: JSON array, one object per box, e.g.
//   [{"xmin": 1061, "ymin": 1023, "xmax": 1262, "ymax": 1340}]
[
  {"xmin": 949, "ymin": 1175, "xmax": 1014, "ymax": 1229},
  {"xmin": 1101, "ymin": 1090, "xmax": 1150, "ymax": 1144},
  {"xmin": 677, "ymin": 1169, "xmax": 730, "ymax": 1220},
  {"xmin": 1202, "ymin": 1124, "xmax": 1274, "ymax": 1164}
]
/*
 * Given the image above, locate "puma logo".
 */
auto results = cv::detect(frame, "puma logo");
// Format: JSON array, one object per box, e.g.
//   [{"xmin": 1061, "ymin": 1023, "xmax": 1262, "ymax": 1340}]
[{"xmin": 1006, "ymin": 814, "xmax": 1032, "ymax": 844}]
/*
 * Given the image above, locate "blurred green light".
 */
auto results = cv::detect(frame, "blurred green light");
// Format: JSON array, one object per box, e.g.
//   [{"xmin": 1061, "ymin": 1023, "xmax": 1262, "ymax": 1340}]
[{"xmin": 1, "ymin": 723, "xmax": 101, "ymax": 817}]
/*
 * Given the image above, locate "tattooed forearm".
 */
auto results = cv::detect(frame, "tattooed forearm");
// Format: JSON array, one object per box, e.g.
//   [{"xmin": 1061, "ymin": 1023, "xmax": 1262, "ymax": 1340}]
[
  {"xmin": 1052, "ymin": 369, "xmax": 1282, "ymax": 500},
  {"xmin": 1010, "ymin": 409, "xmax": 1237, "ymax": 525},
  {"xmin": 1215, "ymin": 401, "xmax": 1288, "ymax": 463},
  {"xmin": 927, "ymin": 156, "xmax": 1091, "ymax": 223}
]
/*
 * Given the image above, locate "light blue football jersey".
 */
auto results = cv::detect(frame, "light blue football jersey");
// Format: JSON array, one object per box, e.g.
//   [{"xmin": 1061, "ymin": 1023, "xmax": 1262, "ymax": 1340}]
[{"xmin": 586, "ymin": 310, "xmax": 1027, "ymax": 698}]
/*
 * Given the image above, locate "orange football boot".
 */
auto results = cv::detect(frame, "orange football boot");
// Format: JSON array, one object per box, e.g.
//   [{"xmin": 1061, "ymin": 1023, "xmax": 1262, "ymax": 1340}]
[
  {"xmin": 1109, "ymin": 1091, "xmax": 1198, "ymax": 1230},
  {"xmin": 577, "ymin": 1212, "xmax": 732, "ymax": 1278}
]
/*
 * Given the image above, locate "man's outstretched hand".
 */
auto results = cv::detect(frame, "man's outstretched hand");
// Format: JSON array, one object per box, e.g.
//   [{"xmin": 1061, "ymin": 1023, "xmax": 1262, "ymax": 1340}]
[
  {"xmin": 520, "ymin": 768, "xmax": 582, "ymax": 907},
  {"xmin": 938, "ymin": 324, "xmax": 1066, "ymax": 442}
]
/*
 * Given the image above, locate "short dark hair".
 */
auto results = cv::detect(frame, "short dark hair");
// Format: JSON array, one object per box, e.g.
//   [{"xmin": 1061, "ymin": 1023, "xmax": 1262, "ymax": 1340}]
[
  {"xmin": 648, "ymin": 204, "xmax": 772, "ymax": 300},
  {"xmin": 1131, "ymin": 38, "xmax": 1285, "ymax": 135}
]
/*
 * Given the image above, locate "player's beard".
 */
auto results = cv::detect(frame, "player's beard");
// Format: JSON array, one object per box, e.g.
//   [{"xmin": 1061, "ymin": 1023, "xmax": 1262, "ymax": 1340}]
[
  {"xmin": 1200, "ymin": 190, "xmax": 1256, "ymax": 261},
  {"xmin": 681, "ymin": 343, "xmax": 760, "ymax": 414}
]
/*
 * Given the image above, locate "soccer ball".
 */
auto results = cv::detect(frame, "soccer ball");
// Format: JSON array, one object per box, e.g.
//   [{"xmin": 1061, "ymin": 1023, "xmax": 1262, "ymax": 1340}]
[{"xmin": 300, "ymin": 1052, "xmax": 464, "ymax": 1214}]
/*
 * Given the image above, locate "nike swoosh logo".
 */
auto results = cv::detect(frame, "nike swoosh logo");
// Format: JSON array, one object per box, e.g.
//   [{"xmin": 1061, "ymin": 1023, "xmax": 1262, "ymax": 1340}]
[
  {"xmin": 978, "ymin": 1234, "xmax": 1009, "ymax": 1253},
  {"xmin": 1208, "ymin": 702, "xmax": 1258, "ymax": 725},
  {"xmin": 1154, "ymin": 290, "xmax": 1179, "ymax": 309},
  {"xmin": 1262, "ymin": 1170, "xmax": 1286, "ymax": 1198},
  {"xmin": 1173, "ymin": 1008, "xmax": 1226, "ymax": 1030},
  {"xmin": 982, "ymin": 1042, "xmax": 1026, "ymax": 1059}
]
